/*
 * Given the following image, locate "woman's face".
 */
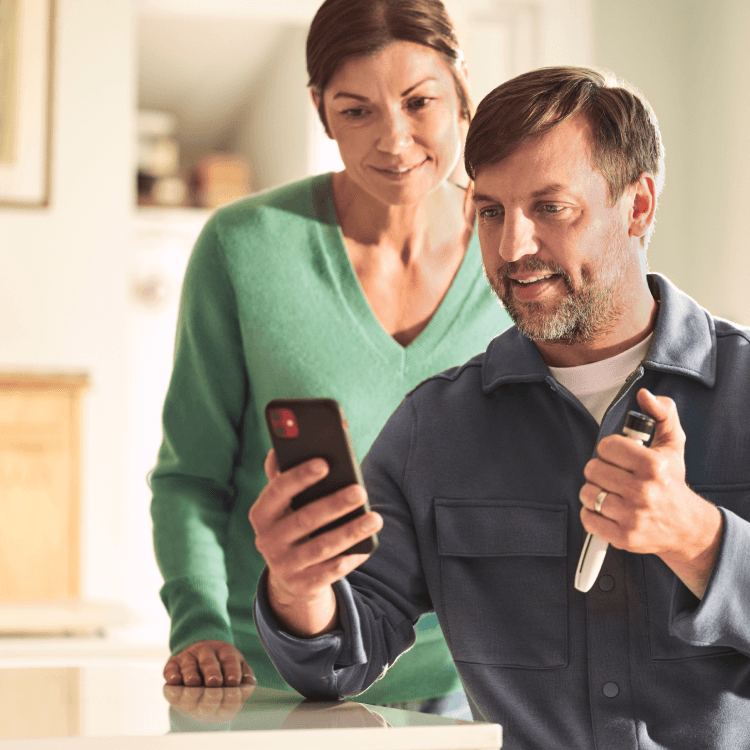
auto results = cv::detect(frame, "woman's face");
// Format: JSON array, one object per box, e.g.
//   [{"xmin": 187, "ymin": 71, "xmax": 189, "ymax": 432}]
[{"xmin": 319, "ymin": 41, "xmax": 465, "ymax": 206}]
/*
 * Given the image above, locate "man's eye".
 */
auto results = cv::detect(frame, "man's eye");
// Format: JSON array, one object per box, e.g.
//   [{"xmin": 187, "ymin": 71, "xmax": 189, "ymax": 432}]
[
  {"xmin": 540, "ymin": 204, "xmax": 564, "ymax": 215},
  {"xmin": 479, "ymin": 208, "xmax": 502, "ymax": 219}
]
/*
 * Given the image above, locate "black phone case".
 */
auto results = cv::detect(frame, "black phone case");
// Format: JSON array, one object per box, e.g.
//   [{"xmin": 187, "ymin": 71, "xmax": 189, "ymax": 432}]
[{"xmin": 265, "ymin": 398, "xmax": 377, "ymax": 555}]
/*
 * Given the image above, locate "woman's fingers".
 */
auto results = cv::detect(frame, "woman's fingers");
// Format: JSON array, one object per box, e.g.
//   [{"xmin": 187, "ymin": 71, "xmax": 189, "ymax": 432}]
[{"xmin": 163, "ymin": 641, "xmax": 257, "ymax": 688}]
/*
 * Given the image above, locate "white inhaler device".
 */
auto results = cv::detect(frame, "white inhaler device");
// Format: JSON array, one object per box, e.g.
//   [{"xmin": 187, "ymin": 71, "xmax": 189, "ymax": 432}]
[{"xmin": 574, "ymin": 410, "xmax": 656, "ymax": 593}]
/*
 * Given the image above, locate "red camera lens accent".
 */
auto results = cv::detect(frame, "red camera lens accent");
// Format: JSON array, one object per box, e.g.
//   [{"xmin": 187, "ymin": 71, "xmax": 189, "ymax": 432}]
[{"xmin": 270, "ymin": 408, "xmax": 298, "ymax": 438}]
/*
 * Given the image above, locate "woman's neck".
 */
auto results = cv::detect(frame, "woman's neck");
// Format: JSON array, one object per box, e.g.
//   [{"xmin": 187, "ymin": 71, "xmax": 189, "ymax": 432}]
[{"xmin": 331, "ymin": 171, "xmax": 472, "ymax": 264}]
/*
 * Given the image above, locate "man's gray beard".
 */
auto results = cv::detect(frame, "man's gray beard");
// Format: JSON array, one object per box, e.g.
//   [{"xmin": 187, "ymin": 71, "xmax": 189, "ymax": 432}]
[{"xmin": 487, "ymin": 257, "xmax": 626, "ymax": 345}]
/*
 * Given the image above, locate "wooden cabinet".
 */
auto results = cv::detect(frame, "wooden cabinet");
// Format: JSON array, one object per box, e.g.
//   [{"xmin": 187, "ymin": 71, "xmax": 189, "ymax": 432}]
[{"xmin": 0, "ymin": 373, "xmax": 88, "ymax": 602}]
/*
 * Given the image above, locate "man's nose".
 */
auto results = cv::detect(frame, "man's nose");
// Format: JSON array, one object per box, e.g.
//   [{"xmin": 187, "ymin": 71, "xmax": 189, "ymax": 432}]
[
  {"xmin": 498, "ymin": 211, "xmax": 538, "ymax": 262},
  {"xmin": 376, "ymin": 108, "xmax": 413, "ymax": 154}
]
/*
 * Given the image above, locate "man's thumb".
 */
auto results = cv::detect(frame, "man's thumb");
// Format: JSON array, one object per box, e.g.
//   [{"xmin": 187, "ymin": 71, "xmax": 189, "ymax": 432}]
[{"xmin": 635, "ymin": 388, "xmax": 684, "ymax": 450}]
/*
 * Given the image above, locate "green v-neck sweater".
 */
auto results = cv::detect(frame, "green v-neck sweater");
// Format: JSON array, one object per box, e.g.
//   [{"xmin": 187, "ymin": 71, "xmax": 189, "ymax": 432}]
[{"xmin": 150, "ymin": 173, "xmax": 512, "ymax": 704}]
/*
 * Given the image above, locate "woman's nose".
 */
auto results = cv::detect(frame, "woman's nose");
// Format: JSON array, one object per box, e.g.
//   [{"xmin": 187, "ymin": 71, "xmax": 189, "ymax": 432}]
[{"xmin": 376, "ymin": 109, "xmax": 413, "ymax": 154}]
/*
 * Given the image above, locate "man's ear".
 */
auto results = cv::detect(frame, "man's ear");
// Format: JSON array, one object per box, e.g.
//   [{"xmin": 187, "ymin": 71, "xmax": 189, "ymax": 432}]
[{"xmin": 628, "ymin": 172, "xmax": 656, "ymax": 239}]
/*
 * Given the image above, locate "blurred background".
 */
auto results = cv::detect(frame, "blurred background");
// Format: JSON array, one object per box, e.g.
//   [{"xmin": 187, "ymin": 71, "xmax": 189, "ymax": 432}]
[{"xmin": 0, "ymin": 0, "xmax": 749, "ymax": 652}]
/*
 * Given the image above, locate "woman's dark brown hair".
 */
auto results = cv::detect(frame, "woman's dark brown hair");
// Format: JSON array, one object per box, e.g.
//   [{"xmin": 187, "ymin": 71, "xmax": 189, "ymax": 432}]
[{"xmin": 306, "ymin": 0, "xmax": 471, "ymax": 135}]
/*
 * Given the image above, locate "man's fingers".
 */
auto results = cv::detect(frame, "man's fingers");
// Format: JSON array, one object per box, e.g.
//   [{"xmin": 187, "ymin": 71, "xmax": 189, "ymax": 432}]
[
  {"xmin": 277, "ymin": 513, "xmax": 382, "ymax": 591},
  {"xmin": 580, "ymin": 504, "xmax": 621, "ymax": 543},
  {"xmin": 274, "ymin": 484, "xmax": 369, "ymax": 547},
  {"xmin": 250, "ymin": 458, "xmax": 329, "ymax": 532},
  {"xmin": 264, "ymin": 449, "xmax": 279, "ymax": 480},
  {"xmin": 302, "ymin": 507, "xmax": 381, "ymax": 565},
  {"xmin": 583, "ymin": 451, "xmax": 641, "ymax": 492},
  {"xmin": 636, "ymin": 388, "xmax": 685, "ymax": 451},
  {"xmin": 271, "ymin": 503, "xmax": 381, "ymax": 575}
]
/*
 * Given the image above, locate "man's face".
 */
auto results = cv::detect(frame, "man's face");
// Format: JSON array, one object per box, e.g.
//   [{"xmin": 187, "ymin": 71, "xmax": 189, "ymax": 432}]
[{"xmin": 473, "ymin": 115, "xmax": 640, "ymax": 347}]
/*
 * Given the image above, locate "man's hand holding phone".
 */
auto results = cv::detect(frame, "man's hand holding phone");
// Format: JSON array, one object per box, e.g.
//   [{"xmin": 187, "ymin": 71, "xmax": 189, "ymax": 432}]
[{"xmin": 249, "ymin": 448, "xmax": 382, "ymax": 639}]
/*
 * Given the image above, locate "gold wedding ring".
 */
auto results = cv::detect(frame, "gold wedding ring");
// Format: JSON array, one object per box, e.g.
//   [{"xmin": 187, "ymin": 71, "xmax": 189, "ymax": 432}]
[{"xmin": 594, "ymin": 490, "xmax": 608, "ymax": 514}]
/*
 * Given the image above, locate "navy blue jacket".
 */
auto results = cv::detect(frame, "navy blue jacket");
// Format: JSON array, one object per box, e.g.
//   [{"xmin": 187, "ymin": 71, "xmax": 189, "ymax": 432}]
[{"xmin": 255, "ymin": 275, "xmax": 750, "ymax": 749}]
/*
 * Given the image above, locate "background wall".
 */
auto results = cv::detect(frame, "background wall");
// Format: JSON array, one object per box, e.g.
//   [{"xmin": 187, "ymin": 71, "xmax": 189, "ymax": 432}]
[
  {"xmin": 592, "ymin": 0, "xmax": 750, "ymax": 323},
  {"xmin": 233, "ymin": 24, "xmax": 312, "ymax": 190},
  {"xmin": 0, "ymin": 0, "xmax": 136, "ymax": 622},
  {"xmin": 1, "ymin": 0, "xmax": 749, "ymax": 648}
]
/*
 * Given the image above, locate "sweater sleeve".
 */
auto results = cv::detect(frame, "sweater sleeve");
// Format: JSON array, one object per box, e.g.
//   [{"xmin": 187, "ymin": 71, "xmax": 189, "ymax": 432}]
[
  {"xmin": 254, "ymin": 396, "xmax": 432, "ymax": 698},
  {"xmin": 670, "ymin": 507, "xmax": 750, "ymax": 657},
  {"xmin": 150, "ymin": 216, "xmax": 250, "ymax": 654}
]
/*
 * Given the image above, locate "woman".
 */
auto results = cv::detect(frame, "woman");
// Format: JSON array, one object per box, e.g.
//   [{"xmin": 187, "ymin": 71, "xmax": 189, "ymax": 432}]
[{"xmin": 150, "ymin": 0, "xmax": 512, "ymax": 714}]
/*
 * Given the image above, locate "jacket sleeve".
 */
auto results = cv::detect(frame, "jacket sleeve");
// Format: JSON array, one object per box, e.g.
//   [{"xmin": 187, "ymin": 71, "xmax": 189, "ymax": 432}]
[
  {"xmin": 254, "ymin": 396, "xmax": 432, "ymax": 698},
  {"xmin": 150, "ymin": 216, "xmax": 250, "ymax": 654},
  {"xmin": 670, "ymin": 507, "xmax": 750, "ymax": 657}
]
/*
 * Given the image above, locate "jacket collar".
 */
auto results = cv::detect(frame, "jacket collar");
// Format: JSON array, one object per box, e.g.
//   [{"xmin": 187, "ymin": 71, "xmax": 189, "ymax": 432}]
[{"xmin": 482, "ymin": 273, "xmax": 716, "ymax": 393}]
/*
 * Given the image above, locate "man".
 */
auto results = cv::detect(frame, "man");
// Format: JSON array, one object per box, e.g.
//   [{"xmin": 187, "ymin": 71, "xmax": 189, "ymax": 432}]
[{"xmin": 250, "ymin": 68, "xmax": 750, "ymax": 749}]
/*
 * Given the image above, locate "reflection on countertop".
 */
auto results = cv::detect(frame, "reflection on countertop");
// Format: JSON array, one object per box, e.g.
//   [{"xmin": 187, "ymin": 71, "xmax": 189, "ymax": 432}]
[
  {"xmin": 0, "ymin": 662, "xmax": 501, "ymax": 748},
  {"xmin": 166, "ymin": 686, "xmax": 397, "ymax": 732}
]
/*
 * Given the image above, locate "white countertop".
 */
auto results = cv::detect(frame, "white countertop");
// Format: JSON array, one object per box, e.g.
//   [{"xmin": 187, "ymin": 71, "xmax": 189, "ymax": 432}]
[{"xmin": 0, "ymin": 654, "xmax": 502, "ymax": 749}]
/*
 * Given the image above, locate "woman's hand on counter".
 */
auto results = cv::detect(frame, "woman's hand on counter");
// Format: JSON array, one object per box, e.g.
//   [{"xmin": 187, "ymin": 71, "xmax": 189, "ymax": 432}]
[{"xmin": 163, "ymin": 640, "xmax": 257, "ymax": 687}]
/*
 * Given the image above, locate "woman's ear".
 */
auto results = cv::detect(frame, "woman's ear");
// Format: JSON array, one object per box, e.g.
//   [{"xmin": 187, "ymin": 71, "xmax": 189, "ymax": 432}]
[
  {"xmin": 310, "ymin": 88, "xmax": 333, "ymax": 139},
  {"xmin": 628, "ymin": 172, "xmax": 657, "ymax": 239},
  {"xmin": 457, "ymin": 60, "xmax": 472, "ymax": 121}
]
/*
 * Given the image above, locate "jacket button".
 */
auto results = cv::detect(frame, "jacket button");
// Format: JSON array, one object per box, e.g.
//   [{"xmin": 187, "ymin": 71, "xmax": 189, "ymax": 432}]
[
  {"xmin": 603, "ymin": 682, "xmax": 619, "ymax": 698},
  {"xmin": 598, "ymin": 575, "xmax": 615, "ymax": 591}
]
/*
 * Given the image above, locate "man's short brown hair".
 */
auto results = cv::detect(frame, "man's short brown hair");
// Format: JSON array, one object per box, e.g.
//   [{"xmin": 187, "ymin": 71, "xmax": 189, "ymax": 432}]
[{"xmin": 465, "ymin": 66, "xmax": 665, "ymax": 208}]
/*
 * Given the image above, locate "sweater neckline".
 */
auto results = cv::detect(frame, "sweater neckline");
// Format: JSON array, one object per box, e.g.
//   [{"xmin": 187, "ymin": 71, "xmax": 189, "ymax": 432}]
[{"xmin": 311, "ymin": 173, "xmax": 483, "ymax": 372}]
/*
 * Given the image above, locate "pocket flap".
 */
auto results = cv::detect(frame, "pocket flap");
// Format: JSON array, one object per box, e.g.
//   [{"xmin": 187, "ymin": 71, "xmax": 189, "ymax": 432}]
[{"xmin": 435, "ymin": 500, "xmax": 567, "ymax": 557}]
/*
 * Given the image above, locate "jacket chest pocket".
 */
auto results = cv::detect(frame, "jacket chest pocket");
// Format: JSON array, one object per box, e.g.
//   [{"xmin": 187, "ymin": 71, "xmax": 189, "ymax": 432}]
[{"xmin": 435, "ymin": 500, "xmax": 568, "ymax": 668}]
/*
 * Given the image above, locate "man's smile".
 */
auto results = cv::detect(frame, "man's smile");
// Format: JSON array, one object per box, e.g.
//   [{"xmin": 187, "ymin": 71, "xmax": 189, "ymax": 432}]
[
  {"xmin": 513, "ymin": 273, "xmax": 559, "ymax": 286},
  {"xmin": 508, "ymin": 273, "xmax": 563, "ymax": 303}
]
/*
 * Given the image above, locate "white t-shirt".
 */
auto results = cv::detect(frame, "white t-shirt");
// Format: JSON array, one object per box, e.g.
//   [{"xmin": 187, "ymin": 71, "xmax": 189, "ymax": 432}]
[{"xmin": 548, "ymin": 335, "xmax": 652, "ymax": 425}]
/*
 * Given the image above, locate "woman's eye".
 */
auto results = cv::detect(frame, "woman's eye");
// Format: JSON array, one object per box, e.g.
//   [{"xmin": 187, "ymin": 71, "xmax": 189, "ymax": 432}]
[
  {"xmin": 407, "ymin": 97, "xmax": 432, "ymax": 110},
  {"xmin": 341, "ymin": 108, "xmax": 369, "ymax": 119}
]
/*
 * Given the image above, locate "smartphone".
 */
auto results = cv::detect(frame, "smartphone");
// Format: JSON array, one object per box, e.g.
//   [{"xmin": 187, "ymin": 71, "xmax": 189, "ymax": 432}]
[{"xmin": 264, "ymin": 398, "xmax": 377, "ymax": 555}]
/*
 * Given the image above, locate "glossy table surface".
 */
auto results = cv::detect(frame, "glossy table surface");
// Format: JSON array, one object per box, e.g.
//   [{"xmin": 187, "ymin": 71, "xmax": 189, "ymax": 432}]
[{"xmin": 0, "ymin": 660, "xmax": 502, "ymax": 748}]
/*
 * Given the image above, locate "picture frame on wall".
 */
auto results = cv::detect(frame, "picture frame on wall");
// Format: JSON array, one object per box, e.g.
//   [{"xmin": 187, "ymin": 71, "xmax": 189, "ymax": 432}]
[{"xmin": 0, "ymin": 0, "xmax": 55, "ymax": 208}]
